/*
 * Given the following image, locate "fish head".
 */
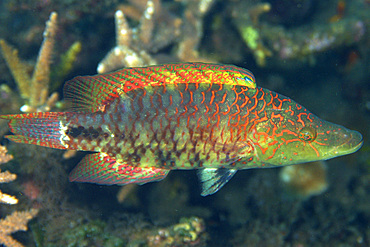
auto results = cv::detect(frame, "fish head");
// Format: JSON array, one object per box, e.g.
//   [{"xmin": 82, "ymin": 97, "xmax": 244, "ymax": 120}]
[{"xmin": 246, "ymin": 90, "xmax": 363, "ymax": 167}]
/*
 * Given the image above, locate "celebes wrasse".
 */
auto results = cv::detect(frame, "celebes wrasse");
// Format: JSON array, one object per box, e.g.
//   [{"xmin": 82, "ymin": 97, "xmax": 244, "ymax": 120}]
[{"xmin": 0, "ymin": 63, "xmax": 363, "ymax": 196}]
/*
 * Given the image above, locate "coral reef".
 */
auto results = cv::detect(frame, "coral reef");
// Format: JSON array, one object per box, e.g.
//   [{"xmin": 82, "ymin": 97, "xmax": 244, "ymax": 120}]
[
  {"xmin": 0, "ymin": 209, "xmax": 39, "ymax": 247},
  {"xmin": 0, "ymin": 0, "xmax": 368, "ymax": 246},
  {"xmin": 280, "ymin": 161, "xmax": 328, "ymax": 199},
  {"xmin": 98, "ymin": 0, "xmax": 215, "ymax": 73},
  {"xmin": 0, "ymin": 145, "xmax": 39, "ymax": 247},
  {"xmin": 37, "ymin": 211, "xmax": 206, "ymax": 247},
  {"xmin": 97, "ymin": 7, "xmax": 157, "ymax": 73},
  {"xmin": 230, "ymin": 0, "xmax": 367, "ymax": 67},
  {"xmin": 234, "ymin": 2, "xmax": 272, "ymax": 66},
  {"xmin": 0, "ymin": 11, "xmax": 80, "ymax": 113},
  {"xmin": 62, "ymin": 219, "xmax": 124, "ymax": 247},
  {"xmin": 130, "ymin": 216, "xmax": 208, "ymax": 247},
  {"xmin": 0, "ymin": 12, "xmax": 58, "ymax": 113},
  {"xmin": 0, "ymin": 145, "xmax": 17, "ymax": 205}
]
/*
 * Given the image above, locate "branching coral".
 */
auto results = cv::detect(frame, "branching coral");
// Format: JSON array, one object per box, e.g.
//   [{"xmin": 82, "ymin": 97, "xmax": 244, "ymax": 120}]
[
  {"xmin": 0, "ymin": 12, "xmax": 58, "ymax": 113},
  {"xmin": 98, "ymin": 0, "xmax": 215, "ymax": 73},
  {"xmin": 97, "ymin": 6, "xmax": 157, "ymax": 74},
  {"xmin": 0, "ymin": 145, "xmax": 39, "ymax": 247},
  {"xmin": 0, "ymin": 209, "xmax": 39, "ymax": 247},
  {"xmin": 231, "ymin": 0, "xmax": 366, "ymax": 67},
  {"xmin": 0, "ymin": 145, "xmax": 17, "ymax": 205},
  {"xmin": 0, "ymin": 12, "xmax": 81, "ymax": 113}
]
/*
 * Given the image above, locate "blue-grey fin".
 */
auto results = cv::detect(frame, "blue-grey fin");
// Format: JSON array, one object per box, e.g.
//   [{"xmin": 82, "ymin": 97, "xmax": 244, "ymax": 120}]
[{"xmin": 197, "ymin": 168, "xmax": 237, "ymax": 196}]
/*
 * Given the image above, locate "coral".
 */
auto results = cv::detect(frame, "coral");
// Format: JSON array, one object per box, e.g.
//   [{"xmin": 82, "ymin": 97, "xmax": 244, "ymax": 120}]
[
  {"xmin": 97, "ymin": 7, "xmax": 157, "ymax": 73},
  {"xmin": 0, "ymin": 2, "xmax": 366, "ymax": 247},
  {"xmin": 0, "ymin": 146, "xmax": 39, "ymax": 246},
  {"xmin": 0, "ymin": 145, "xmax": 13, "ymax": 165},
  {"xmin": 49, "ymin": 41, "xmax": 82, "ymax": 92},
  {"xmin": 0, "ymin": 145, "xmax": 17, "ymax": 205},
  {"xmin": 230, "ymin": 0, "xmax": 366, "ymax": 67},
  {"xmin": 46, "ymin": 212, "xmax": 206, "ymax": 247},
  {"xmin": 30, "ymin": 12, "xmax": 58, "ymax": 109},
  {"xmin": 98, "ymin": 0, "xmax": 215, "ymax": 73},
  {"xmin": 0, "ymin": 209, "xmax": 39, "ymax": 247},
  {"xmin": 233, "ymin": 2, "xmax": 272, "ymax": 66},
  {"xmin": 0, "ymin": 12, "xmax": 80, "ymax": 113},
  {"xmin": 279, "ymin": 161, "xmax": 328, "ymax": 198},
  {"xmin": 147, "ymin": 217, "xmax": 206, "ymax": 247},
  {"xmin": 128, "ymin": 216, "xmax": 208, "ymax": 247},
  {"xmin": 0, "ymin": 12, "xmax": 58, "ymax": 113},
  {"xmin": 0, "ymin": 41, "xmax": 30, "ymax": 100},
  {"xmin": 63, "ymin": 219, "xmax": 124, "ymax": 247}
]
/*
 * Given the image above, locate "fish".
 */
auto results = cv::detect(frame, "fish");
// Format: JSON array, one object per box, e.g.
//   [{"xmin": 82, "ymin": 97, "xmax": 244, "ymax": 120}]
[{"xmin": 0, "ymin": 63, "xmax": 363, "ymax": 196}]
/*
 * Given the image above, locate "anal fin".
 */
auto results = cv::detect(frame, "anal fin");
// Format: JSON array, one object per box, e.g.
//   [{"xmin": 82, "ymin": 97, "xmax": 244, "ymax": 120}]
[
  {"xmin": 69, "ymin": 153, "xmax": 169, "ymax": 185},
  {"xmin": 197, "ymin": 168, "xmax": 237, "ymax": 196}
]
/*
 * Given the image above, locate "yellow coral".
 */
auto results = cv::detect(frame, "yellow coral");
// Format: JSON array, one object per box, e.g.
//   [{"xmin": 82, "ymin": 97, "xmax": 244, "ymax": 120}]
[
  {"xmin": 280, "ymin": 161, "xmax": 328, "ymax": 198},
  {"xmin": 0, "ymin": 40, "xmax": 31, "ymax": 99},
  {"xmin": 0, "ymin": 12, "xmax": 58, "ymax": 112},
  {"xmin": 0, "ymin": 145, "xmax": 17, "ymax": 205},
  {"xmin": 0, "ymin": 209, "xmax": 39, "ymax": 247},
  {"xmin": 50, "ymin": 41, "xmax": 82, "ymax": 92},
  {"xmin": 0, "ymin": 146, "xmax": 39, "ymax": 246},
  {"xmin": 242, "ymin": 26, "xmax": 259, "ymax": 50}
]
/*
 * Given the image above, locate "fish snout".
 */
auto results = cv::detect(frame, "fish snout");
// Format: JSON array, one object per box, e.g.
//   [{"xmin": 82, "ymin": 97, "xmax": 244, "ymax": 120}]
[
  {"xmin": 333, "ymin": 129, "xmax": 363, "ymax": 155},
  {"xmin": 346, "ymin": 130, "xmax": 363, "ymax": 150}
]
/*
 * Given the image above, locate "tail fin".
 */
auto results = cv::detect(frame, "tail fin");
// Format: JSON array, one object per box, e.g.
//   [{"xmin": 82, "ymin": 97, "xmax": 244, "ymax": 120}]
[{"xmin": 1, "ymin": 112, "xmax": 71, "ymax": 149}]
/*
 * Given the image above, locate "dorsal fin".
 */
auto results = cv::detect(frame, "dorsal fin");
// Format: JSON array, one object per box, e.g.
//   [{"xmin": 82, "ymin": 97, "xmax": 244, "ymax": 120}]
[
  {"xmin": 63, "ymin": 73, "xmax": 124, "ymax": 112},
  {"xmin": 63, "ymin": 62, "xmax": 256, "ymax": 112},
  {"xmin": 134, "ymin": 63, "xmax": 256, "ymax": 88}
]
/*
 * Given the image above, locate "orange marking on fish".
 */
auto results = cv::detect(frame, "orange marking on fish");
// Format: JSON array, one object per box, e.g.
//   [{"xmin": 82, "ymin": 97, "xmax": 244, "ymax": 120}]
[
  {"xmin": 201, "ymin": 92, "xmax": 205, "ymax": 104},
  {"xmin": 210, "ymin": 91, "xmax": 215, "ymax": 105},
  {"xmin": 220, "ymin": 93, "xmax": 227, "ymax": 104},
  {"xmin": 297, "ymin": 112, "xmax": 307, "ymax": 126}
]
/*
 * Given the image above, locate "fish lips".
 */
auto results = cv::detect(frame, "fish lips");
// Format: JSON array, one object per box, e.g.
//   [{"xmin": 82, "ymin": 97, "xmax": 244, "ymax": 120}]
[{"xmin": 330, "ymin": 130, "xmax": 363, "ymax": 157}]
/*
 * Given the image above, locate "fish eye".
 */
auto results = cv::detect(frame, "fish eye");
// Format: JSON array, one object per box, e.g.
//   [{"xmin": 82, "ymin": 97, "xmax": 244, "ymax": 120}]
[{"xmin": 298, "ymin": 126, "xmax": 317, "ymax": 142}]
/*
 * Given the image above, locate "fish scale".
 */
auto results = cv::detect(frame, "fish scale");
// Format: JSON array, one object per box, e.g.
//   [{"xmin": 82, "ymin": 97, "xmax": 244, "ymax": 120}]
[
  {"xmin": 79, "ymin": 83, "xmax": 256, "ymax": 170},
  {"xmin": 0, "ymin": 62, "xmax": 363, "ymax": 196}
]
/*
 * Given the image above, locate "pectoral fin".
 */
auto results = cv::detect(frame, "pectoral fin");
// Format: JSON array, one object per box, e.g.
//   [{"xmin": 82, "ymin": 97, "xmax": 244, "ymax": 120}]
[
  {"xmin": 197, "ymin": 168, "xmax": 237, "ymax": 196},
  {"xmin": 69, "ymin": 153, "xmax": 169, "ymax": 185}
]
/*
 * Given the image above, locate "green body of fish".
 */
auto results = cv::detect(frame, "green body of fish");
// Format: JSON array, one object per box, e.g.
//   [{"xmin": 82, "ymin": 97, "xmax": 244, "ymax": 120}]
[{"xmin": 0, "ymin": 63, "xmax": 363, "ymax": 196}]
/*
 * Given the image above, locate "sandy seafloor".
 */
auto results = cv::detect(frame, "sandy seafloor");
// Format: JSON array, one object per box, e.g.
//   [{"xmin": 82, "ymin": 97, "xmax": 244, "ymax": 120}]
[{"xmin": 0, "ymin": 0, "xmax": 368, "ymax": 246}]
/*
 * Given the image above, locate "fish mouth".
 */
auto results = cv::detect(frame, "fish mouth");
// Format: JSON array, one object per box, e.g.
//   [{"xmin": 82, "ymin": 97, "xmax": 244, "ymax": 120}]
[{"xmin": 332, "ymin": 130, "xmax": 363, "ymax": 156}]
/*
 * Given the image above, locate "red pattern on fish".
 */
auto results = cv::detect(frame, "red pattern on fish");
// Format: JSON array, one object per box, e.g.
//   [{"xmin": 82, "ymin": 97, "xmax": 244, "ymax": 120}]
[{"xmin": 0, "ymin": 63, "xmax": 363, "ymax": 196}]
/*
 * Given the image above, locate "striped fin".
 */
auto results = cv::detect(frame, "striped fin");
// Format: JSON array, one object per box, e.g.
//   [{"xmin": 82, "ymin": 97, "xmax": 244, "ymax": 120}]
[
  {"xmin": 63, "ymin": 74, "xmax": 124, "ymax": 112},
  {"xmin": 69, "ymin": 153, "xmax": 170, "ymax": 185},
  {"xmin": 0, "ymin": 112, "xmax": 69, "ymax": 149},
  {"xmin": 123, "ymin": 63, "xmax": 257, "ymax": 88},
  {"xmin": 63, "ymin": 62, "xmax": 256, "ymax": 112},
  {"xmin": 148, "ymin": 62, "xmax": 256, "ymax": 88},
  {"xmin": 197, "ymin": 168, "xmax": 237, "ymax": 196}
]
